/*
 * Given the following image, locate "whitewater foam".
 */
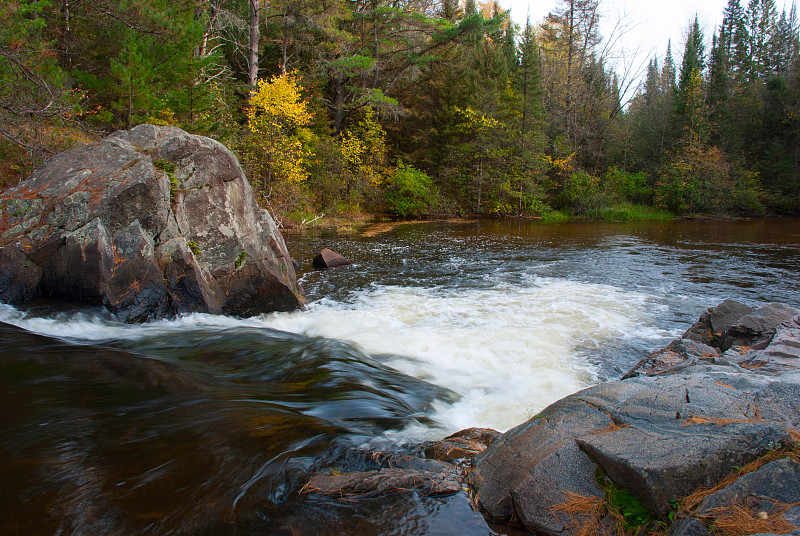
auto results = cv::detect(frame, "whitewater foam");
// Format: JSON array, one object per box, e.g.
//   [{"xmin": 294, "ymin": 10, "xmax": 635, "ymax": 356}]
[{"xmin": 260, "ymin": 276, "xmax": 667, "ymax": 437}]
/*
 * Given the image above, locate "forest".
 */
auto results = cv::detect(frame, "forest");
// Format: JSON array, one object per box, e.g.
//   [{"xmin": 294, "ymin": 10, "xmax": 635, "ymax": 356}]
[{"xmin": 1, "ymin": 0, "xmax": 799, "ymax": 224}]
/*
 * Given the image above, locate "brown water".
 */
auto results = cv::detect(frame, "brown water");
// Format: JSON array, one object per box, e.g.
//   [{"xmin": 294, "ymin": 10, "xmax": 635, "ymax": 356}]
[{"xmin": 1, "ymin": 218, "xmax": 799, "ymax": 535}]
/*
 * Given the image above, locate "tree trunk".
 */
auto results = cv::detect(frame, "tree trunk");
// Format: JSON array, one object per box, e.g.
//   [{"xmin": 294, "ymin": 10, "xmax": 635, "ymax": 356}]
[
  {"xmin": 477, "ymin": 155, "xmax": 483, "ymax": 213},
  {"xmin": 62, "ymin": 0, "xmax": 72, "ymax": 68},
  {"xmin": 331, "ymin": 75, "xmax": 346, "ymax": 134},
  {"xmin": 281, "ymin": 9, "xmax": 288, "ymax": 75},
  {"xmin": 248, "ymin": 0, "xmax": 260, "ymax": 92}
]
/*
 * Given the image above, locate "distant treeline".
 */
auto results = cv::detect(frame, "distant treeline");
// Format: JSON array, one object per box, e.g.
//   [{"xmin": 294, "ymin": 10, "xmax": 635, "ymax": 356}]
[{"xmin": 1, "ymin": 0, "xmax": 798, "ymax": 222}]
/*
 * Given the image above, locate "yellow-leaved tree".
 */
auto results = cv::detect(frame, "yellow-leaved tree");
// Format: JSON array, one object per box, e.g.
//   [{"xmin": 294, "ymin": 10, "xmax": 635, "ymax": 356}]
[
  {"xmin": 337, "ymin": 108, "xmax": 387, "ymax": 206},
  {"xmin": 245, "ymin": 72, "xmax": 315, "ymax": 198}
]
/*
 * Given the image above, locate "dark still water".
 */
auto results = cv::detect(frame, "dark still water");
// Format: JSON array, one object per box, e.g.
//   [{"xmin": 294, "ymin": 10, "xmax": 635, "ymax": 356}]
[{"xmin": 1, "ymin": 218, "xmax": 799, "ymax": 535}]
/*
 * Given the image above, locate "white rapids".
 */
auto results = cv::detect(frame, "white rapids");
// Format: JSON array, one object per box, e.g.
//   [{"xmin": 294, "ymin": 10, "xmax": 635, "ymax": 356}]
[{"xmin": 0, "ymin": 274, "xmax": 670, "ymax": 441}]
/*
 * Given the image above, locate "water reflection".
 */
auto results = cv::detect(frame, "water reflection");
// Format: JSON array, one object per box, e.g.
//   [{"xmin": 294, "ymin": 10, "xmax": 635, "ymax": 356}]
[{"xmin": 0, "ymin": 321, "xmax": 452, "ymax": 535}]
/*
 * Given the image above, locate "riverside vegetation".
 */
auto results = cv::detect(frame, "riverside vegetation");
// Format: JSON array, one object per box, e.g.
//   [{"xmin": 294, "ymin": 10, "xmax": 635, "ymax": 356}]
[{"xmin": 2, "ymin": 0, "xmax": 799, "ymax": 224}]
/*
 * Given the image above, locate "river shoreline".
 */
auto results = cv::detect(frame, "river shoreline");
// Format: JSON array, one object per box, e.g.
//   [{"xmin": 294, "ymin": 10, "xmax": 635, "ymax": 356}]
[{"xmin": 280, "ymin": 211, "xmax": 792, "ymax": 236}]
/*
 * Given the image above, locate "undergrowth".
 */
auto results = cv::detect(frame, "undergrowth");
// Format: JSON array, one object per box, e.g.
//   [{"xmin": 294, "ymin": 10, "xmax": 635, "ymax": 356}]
[{"xmin": 586, "ymin": 203, "xmax": 675, "ymax": 222}]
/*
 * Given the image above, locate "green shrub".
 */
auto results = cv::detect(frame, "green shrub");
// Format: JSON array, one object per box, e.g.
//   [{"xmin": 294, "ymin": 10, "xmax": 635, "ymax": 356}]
[
  {"xmin": 603, "ymin": 167, "xmax": 653, "ymax": 204},
  {"xmin": 384, "ymin": 163, "xmax": 437, "ymax": 217}
]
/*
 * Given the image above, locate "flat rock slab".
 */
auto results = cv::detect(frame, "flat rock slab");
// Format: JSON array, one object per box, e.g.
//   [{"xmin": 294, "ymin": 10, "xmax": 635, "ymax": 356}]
[
  {"xmin": 667, "ymin": 517, "xmax": 711, "ymax": 536},
  {"xmin": 578, "ymin": 422, "xmax": 791, "ymax": 517}
]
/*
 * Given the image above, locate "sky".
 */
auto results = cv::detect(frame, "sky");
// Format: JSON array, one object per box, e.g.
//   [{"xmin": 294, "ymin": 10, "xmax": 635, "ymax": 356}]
[{"xmin": 503, "ymin": 0, "xmax": 731, "ymax": 99}]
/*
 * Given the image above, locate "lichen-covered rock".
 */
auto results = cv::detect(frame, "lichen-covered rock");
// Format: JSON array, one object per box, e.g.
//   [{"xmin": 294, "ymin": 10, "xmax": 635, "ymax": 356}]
[
  {"xmin": 625, "ymin": 300, "xmax": 800, "ymax": 379},
  {"xmin": 667, "ymin": 518, "xmax": 711, "ymax": 536},
  {"xmin": 471, "ymin": 359, "xmax": 800, "ymax": 535},
  {"xmin": 623, "ymin": 338, "xmax": 719, "ymax": 378},
  {"xmin": 697, "ymin": 458, "xmax": 800, "ymax": 515},
  {"xmin": 0, "ymin": 125, "xmax": 305, "ymax": 320},
  {"xmin": 468, "ymin": 394, "xmax": 611, "ymax": 534}
]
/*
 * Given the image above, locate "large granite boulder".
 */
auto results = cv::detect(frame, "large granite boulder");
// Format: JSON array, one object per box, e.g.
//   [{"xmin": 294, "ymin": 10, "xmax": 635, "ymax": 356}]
[{"xmin": 0, "ymin": 125, "xmax": 305, "ymax": 321}]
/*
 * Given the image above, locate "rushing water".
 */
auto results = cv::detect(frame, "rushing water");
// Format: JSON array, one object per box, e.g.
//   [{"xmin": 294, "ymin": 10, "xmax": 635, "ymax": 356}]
[{"xmin": 1, "ymin": 218, "xmax": 799, "ymax": 535}]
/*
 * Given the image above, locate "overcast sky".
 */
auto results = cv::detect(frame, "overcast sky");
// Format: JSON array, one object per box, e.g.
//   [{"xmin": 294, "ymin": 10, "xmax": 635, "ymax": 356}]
[{"xmin": 503, "ymin": 0, "xmax": 731, "ymax": 97}]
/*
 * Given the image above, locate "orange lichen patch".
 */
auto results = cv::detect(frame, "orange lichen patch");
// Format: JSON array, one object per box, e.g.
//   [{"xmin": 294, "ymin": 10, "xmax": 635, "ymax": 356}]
[
  {"xmin": 741, "ymin": 361, "xmax": 768, "ymax": 370},
  {"xmin": 715, "ymin": 380, "xmax": 736, "ymax": 390},
  {"xmin": 681, "ymin": 416, "xmax": 748, "ymax": 426},
  {"xmin": 590, "ymin": 422, "xmax": 631, "ymax": 436},
  {"xmin": 117, "ymin": 280, "xmax": 141, "ymax": 299},
  {"xmin": 551, "ymin": 492, "xmax": 607, "ymax": 536},
  {"xmin": 704, "ymin": 499, "xmax": 799, "ymax": 536}
]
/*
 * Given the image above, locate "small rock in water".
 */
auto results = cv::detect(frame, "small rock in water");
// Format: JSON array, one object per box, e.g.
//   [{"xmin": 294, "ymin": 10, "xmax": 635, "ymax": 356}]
[
  {"xmin": 304, "ymin": 467, "xmax": 461, "ymax": 498},
  {"xmin": 424, "ymin": 427, "xmax": 501, "ymax": 463},
  {"xmin": 312, "ymin": 248, "xmax": 351, "ymax": 269}
]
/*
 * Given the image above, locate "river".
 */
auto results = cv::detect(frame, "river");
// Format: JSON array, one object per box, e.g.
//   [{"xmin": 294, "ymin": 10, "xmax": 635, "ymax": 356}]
[{"xmin": 1, "ymin": 218, "xmax": 799, "ymax": 535}]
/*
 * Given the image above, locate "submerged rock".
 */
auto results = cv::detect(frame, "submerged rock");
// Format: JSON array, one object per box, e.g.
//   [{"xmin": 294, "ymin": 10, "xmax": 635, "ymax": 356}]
[
  {"xmin": 0, "ymin": 125, "xmax": 305, "ymax": 321},
  {"xmin": 470, "ymin": 301, "xmax": 800, "ymax": 536}
]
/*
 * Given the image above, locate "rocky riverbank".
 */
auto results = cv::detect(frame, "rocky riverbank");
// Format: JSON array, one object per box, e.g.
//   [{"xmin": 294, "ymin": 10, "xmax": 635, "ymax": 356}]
[{"xmin": 304, "ymin": 300, "xmax": 800, "ymax": 536}]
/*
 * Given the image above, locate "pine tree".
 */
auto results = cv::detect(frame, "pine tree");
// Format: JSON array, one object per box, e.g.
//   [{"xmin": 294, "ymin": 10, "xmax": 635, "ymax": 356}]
[
  {"xmin": 675, "ymin": 17, "xmax": 706, "ymax": 125},
  {"xmin": 464, "ymin": 0, "xmax": 477, "ymax": 17},
  {"xmin": 746, "ymin": 0, "xmax": 778, "ymax": 79},
  {"xmin": 662, "ymin": 40, "xmax": 677, "ymax": 93},
  {"xmin": 643, "ymin": 58, "xmax": 660, "ymax": 106},
  {"xmin": 515, "ymin": 14, "xmax": 546, "ymax": 213}
]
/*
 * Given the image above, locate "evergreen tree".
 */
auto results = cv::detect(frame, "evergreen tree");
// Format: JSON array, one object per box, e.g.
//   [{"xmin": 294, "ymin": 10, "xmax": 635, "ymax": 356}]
[
  {"xmin": 464, "ymin": 0, "xmax": 477, "ymax": 17},
  {"xmin": 746, "ymin": 0, "xmax": 778, "ymax": 79},
  {"xmin": 661, "ymin": 40, "xmax": 677, "ymax": 93},
  {"xmin": 515, "ymin": 14, "xmax": 546, "ymax": 213},
  {"xmin": 643, "ymin": 58, "xmax": 661, "ymax": 106},
  {"xmin": 675, "ymin": 16, "xmax": 706, "ymax": 134}
]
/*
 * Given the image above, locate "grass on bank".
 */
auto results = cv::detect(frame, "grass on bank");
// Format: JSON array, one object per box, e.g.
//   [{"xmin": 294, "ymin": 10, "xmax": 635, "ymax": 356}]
[{"xmin": 538, "ymin": 204, "xmax": 674, "ymax": 224}]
